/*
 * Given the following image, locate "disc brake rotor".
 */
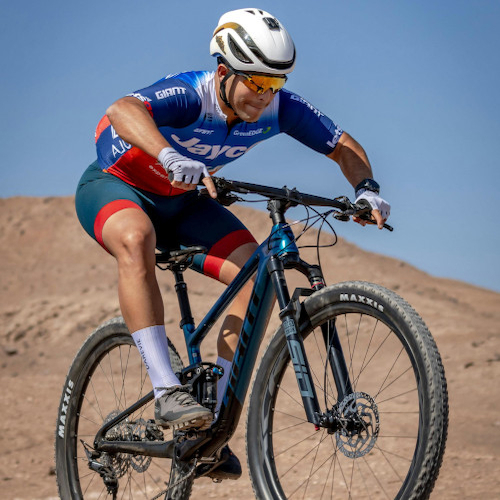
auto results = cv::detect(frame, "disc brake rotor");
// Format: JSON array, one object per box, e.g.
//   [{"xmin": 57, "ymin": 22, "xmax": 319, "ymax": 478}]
[
  {"xmin": 336, "ymin": 391, "xmax": 380, "ymax": 458},
  {"xmin": 102, "ymin": 411, "xmax": 153, "ymax": 475}
]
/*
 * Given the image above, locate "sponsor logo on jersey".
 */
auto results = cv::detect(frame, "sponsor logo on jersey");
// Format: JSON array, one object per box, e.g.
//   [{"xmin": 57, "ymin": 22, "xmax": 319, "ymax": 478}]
[
  {"xmin": 127, "ymin": 92, "xmax": 152, "ymax": 102},
  {"xmin": 171, "ymin": 134, "xmax": 249, "ymax": 161},
  {"xmin": 110, "ymin": 126, "xmax": 132, "ymax": 157},
  {"xmin": 233, "ymin": 126, "xmax": 271, "ymax": 136},
  {"xmin": 290, "ymin": 94, "xmax": 323, "ymax": 118},
  {"xmin": 155, "ymin": 87, "xmax": 187, "ymax": 99},
  {"xmin": 194, "ymin": 128, "xmax": 215, "ymax": 135},
  {"xmin": 326, "ymin": 127, "xmax": 343, "ymax": 149}
]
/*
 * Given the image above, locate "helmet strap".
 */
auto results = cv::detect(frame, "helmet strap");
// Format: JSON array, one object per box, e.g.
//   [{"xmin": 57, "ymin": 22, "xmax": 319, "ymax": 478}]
[{"xmin": 218, "ymin": 67, "xmax": 238, "ymax": 116}]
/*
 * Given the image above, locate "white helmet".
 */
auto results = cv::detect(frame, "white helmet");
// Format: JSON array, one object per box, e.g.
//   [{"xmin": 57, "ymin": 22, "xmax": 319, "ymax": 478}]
[{"xmin": 210, "ymin": 8, "xmax": 296, "ymax": 75}]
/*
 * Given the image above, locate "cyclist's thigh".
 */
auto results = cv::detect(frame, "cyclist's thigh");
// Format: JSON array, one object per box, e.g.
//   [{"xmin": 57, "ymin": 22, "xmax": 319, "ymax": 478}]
[
  {"xmin": 75, "ymin": 162, "xmax": 149, "ymax": 250},
  {"xmin": 154, "ymin": 193, "xmax": 256, "ymax": 281},
  {"xmin": 218, "ymin": 241, "xmax": 258, "ymax": 285}
]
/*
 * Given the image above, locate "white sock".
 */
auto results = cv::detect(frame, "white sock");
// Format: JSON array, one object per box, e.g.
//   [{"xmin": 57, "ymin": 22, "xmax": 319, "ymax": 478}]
[
  {"xmin": 132, "ymin": 325, "xmax": 181, "ymax": 398},
  {"xmin": 215, "ymin": 356, "xmax": 233, "ymax": 417}
]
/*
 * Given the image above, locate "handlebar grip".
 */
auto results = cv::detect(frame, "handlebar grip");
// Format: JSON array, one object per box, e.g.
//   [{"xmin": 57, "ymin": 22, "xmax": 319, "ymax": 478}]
[
  {"xmin": 168, "ymin": 171, "xmax": 207, "ymax": 185},
  {"xmin": 354, "ymin": 200, "xmax": 393, "ymax": 231}
]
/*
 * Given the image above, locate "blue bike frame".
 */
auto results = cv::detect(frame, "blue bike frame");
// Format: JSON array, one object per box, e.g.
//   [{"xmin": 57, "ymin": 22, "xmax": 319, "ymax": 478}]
[{"xmin": 181, "ymin": 221, "xmax": 297, "ymax": 408}]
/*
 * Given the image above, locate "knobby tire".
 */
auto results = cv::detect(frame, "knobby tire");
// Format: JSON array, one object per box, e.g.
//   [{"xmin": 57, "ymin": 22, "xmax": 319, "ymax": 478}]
[
  {"xmin": 247, "ymin": 281, "xmax": 448, "ymax": 500},
  {"xmin": 55, "ymin": 317, "xmax": 194, "ymax": 500}
]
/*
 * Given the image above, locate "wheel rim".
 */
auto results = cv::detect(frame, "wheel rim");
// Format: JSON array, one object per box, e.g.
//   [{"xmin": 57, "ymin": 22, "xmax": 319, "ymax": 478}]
[
  {"xmin": 264, "ymin": 308, "xmax": 424, "ymax": 499},
  {"xmin": 66, "ymin": 335, "xmax": 179, "ymax": 499}
]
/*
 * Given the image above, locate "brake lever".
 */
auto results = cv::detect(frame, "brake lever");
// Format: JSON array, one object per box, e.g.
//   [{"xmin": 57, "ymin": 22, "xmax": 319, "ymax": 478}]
[
  {"xmin": 356, "ymin": 200, "xmax": 394, "ymax": 231},
  {"xmin": 334, "ymin": 199, "xmax": 394, "ymax": 231}
]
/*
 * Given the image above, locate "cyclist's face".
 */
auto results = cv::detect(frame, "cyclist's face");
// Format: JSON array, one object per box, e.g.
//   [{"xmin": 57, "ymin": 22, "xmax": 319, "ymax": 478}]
[
  {"xmin": 230, "ymin": 75, "xmax": 276, "ymax": 122},
  {"xmin": 217, "ymin": 65, "xmax": 276, "ymax": 123}
]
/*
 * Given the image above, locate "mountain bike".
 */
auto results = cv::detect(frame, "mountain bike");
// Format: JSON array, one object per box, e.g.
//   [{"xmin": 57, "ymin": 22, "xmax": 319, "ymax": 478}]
[{"xmin": 55, "ymin": 177, "xmax": 448, "ymax": 499}]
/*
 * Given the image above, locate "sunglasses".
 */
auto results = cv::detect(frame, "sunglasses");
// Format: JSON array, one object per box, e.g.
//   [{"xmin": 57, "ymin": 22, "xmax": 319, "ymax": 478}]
[{"xmin": 233, "ymin": 70, "xmax": 287, "ymax": 95}]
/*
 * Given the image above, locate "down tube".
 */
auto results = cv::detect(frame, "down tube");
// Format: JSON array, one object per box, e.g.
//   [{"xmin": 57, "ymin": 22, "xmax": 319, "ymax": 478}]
[{"xmin": 219, "ymin": 258, "xmax": 276, "ymax": 433}]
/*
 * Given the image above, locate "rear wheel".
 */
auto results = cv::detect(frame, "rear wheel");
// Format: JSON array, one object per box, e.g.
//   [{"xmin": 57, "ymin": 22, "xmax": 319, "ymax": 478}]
[
  {"xmin": 55, "ymin": 317, "xmax": 194, "ymax": 499},
  {"xmin": 247, "ymin": 282, "xmax": 448, "ymax": 499}
]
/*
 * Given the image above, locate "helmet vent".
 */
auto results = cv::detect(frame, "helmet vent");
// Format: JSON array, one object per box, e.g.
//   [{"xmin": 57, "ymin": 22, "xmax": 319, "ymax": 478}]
[
  {"xmin": 263, "ymin": 17, "xmax": 280, "ymax": 30},
  {"xmin": 228, "ymin": 34, "xmax": 252, "ymax": 64}
]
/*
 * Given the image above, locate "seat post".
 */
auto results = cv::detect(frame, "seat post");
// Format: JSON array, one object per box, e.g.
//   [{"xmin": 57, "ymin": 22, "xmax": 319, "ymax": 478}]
[{"xmin": 172, "ymin": 267, "xmax": 194, "ymax": 329}]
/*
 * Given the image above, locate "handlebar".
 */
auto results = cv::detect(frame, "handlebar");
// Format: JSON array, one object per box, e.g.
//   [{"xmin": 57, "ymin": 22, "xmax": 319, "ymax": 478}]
[{"xmin": 200, "ymin": 177, "xmax": 393, "ymax": 232}]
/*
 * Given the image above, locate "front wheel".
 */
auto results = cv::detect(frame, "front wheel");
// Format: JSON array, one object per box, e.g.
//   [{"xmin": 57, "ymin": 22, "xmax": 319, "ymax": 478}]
[
  {"xmin": 247, "ymin": 282, "xmax": 448, "ymax": 499},
  {"xmin": 55, "ymin": 317, "xmax": 194, "ymax": 499}
]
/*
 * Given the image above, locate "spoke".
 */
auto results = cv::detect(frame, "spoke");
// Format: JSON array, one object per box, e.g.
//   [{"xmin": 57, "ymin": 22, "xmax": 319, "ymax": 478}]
[
  {"xmin": 373, "ymin": 346, "xmax": 405, "ymax": 398},
  {"xmin": 274, "ymin": 428, "xmax": 321, "ymax": 460},
  {"xmin": 377, "ymin": 387, "xmax": 418, "ymax": 405},
  {"xmin": 374, "ymin": 443, "xmax": 411, "ymax": 480},
  {"xmin": 311, "ymin": 327, "xmax": 337, "ymax": 406},
  {"xmin": 320, "ymin": 443, "xmax": 336, "ymax": 500},
  {"xmin": 356, "ymin": 458, "xmax": 374, "ymax": 500},
  {"xmin": 286, "ymin": 435, "xmax": 338, "ymax": 498},
  {"xmin": 273, "ymin": 418, "xmax": 309, "ymax": 434},
  {"xmin": 352, "ymin": 328, "xmax": 393, "ymax": 389},
  {"xmin": 362, "ymin": 453, "xmax": 391, "ymax": 500},
  {"xmin": 273, "ymin": 408, "xmax": 308, "ymax": 422},
  {"xmin": 303, "ymin": 429, "xmax": 323, "ymax": 499},
  {"xmin": 277, "ymin": 382, "xmax": 307, "ymax": 409},
  {"xmin": 345, "ymin": 313, "xmax": 362, "ymax": 393},
  {"xmin": 106, "ymin": 351, "xmax": 118, "ymax": 409},
  {"xmin": 97, "ymin": 357, "xmax": 121, "ymax": 409}
]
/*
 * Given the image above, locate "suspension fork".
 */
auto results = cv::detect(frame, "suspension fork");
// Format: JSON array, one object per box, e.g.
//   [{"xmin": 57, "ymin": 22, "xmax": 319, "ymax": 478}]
[
  {"xmin": 306, "ymin": 265, "xmax": 354, "ymax": 402},
  {"xmin": 284, "ymin": 258, "xmax": 354, "ymax": 411},
  {"xmin": 268, "ymin": 255, "xmax": 322, "ymax": 425}
]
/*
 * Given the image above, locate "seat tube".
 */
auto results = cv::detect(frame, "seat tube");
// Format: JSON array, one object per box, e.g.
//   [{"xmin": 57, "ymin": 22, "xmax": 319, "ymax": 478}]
[{"xmin": 267, "ymin": 256, "xmax": 321, "ymax": 425}]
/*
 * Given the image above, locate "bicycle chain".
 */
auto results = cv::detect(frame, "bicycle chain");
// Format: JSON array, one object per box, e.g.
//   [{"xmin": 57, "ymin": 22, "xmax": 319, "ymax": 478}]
[{"xmin": 150, "ymin": 459, "xmax": 197, "ymax": 500}]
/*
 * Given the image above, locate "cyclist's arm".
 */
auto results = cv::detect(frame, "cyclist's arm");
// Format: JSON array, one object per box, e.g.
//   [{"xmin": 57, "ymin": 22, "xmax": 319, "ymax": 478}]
[
  {"xmin": 105, "ymin": 78, "xmax": 216, "ymax": 196},
  {"xmin": 106, "ymin": 96, "xmax": 170, "ymax": 160},
  {"xmin": 327, "ymin": 133, "xmax": 386, "ymax": 228},
  {"xmin": 277, "ymin": 90, "xmax": 386, "ymax": 227},
  {"xmin": 326, "ymin": 132, "xmax": 373, "ymax": 189}
]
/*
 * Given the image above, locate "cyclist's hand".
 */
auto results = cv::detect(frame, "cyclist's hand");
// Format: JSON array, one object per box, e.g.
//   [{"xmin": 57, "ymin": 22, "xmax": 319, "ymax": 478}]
[
  {"xmin": 354, "ymin": 190, "xmax": 391, "ymax": 229},
  {"xmin": 202, "ymin": 175, "xmax": 217, "ymax": 199},
  {"xmin": 158, "ymin": 147, "xmax": 215, "ymax": 195}
]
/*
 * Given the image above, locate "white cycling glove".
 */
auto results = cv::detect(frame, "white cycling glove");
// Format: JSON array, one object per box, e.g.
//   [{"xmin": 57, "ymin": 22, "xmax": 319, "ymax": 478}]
[
  {"xmin": 158, "ymin": 147, "xmax": 209, "ymax": 185},
  {"xmin": 355, "ymin": 189, "xmax": 391, "ymax": 220}
]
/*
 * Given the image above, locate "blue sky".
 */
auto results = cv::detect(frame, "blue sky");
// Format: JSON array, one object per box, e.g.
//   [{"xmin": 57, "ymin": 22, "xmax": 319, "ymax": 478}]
[{"xmin": 1, "ymin": 0, "xmax": 499, "ymax": 292}]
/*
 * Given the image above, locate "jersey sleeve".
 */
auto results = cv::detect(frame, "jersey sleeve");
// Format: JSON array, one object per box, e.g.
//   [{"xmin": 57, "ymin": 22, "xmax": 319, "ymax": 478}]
[
  {"xmin": 278, "ymin": 89, "xmax": 343, "ymax": 154},
  {"xmin": 127, "ymin": 76, "xmax": 202, "ymax": 128}
]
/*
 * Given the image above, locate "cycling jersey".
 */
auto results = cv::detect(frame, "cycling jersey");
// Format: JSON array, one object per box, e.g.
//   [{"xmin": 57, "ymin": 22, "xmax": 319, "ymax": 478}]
[{"xmin": 95, "ymin": 71, "xmax": 343, "ymax": 196}]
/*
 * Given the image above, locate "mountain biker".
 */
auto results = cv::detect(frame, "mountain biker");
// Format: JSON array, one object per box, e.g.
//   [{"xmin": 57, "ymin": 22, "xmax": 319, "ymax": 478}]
[{"xmin": 75, "ymin": 7, "xmax": 390, "ymax": 481}]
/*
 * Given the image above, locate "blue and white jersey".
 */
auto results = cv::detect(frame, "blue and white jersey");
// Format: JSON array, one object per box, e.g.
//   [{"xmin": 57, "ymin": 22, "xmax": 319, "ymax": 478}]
[{"xmin": 95, "ymin": 71, "xmax": 343, "ymax": 196}]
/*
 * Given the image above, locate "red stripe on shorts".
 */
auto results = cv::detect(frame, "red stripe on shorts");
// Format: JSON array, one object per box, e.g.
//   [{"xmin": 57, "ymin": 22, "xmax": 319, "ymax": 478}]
[
  {"xmin": 94, "ymin": 199, "xmax": 143, "ymax": 249},
  {"xmin": 203, "ymin": 229, "xmax": 257, "ymax": 280}
]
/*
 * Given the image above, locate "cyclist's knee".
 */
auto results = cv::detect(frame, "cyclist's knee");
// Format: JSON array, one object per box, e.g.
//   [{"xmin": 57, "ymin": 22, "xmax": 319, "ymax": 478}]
[{"xmin": 102, "ymin": 209, "xmax": 156, "ymax": 266}]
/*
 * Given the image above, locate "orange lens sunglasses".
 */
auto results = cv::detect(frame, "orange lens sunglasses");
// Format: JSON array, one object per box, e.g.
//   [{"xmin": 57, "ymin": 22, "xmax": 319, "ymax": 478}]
[{"xmin": 234, "ymin": 71, "xmax": 287, "ymax": 94}]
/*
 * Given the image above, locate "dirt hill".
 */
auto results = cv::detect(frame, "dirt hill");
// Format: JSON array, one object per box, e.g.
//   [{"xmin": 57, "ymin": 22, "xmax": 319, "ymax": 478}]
[{"xmin": 1, "ymin": 196, "xmax": 499, "ymax": 499}]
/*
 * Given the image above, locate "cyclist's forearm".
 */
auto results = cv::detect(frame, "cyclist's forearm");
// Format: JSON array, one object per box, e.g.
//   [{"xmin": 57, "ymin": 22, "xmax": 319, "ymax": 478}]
[
  {"xmin": 327, "ymin": 132, "xmax": 374, "ymax": 187},
  {"xmin": 106, "ymin": 96, "xmax": 171, "ymax": 159}
]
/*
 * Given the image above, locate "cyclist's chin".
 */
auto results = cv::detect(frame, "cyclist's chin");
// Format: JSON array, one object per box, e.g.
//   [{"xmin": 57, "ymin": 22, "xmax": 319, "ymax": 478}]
[{"xmin": 236, "ymin": 104, "xmax": 266, "ymax": 123}]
